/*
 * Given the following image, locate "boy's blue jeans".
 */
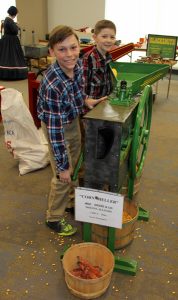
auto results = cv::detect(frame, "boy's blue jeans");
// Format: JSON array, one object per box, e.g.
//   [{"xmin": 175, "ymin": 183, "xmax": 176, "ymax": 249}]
[{"xmin": 41, "ymin": 118, "xmax": 81, "ymax": 222}]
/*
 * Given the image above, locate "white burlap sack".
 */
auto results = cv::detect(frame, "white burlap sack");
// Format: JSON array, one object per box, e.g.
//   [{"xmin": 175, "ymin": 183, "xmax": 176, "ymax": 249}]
[{"xmin": 1, "ymin": 88, "xmax": 49, "ymax": 175}]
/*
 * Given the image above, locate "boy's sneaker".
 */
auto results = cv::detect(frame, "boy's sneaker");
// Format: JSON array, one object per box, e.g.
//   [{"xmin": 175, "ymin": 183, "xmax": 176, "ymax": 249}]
[
  {"xmin": 46, "ymin": 218, "xmax": 77, "ymax": 236},
  {"xmin": 59, "ymin": 218, "xmax": 77, "ymax": 236},
  {"xmin": 46, "ymin": 220, "xmax": 61, "ymax": 232}
]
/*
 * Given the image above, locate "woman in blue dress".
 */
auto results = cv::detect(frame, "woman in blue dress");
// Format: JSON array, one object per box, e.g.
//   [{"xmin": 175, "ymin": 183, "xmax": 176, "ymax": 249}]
[{"xmin": 0, "ymin": 6, "xmax": 28, "ymax": 80}]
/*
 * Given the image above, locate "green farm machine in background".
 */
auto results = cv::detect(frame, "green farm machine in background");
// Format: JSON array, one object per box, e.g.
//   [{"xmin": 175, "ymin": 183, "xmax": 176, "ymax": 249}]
[{"xmin": 72, "ymin": 61, "xmax": 169, "ymax": 275}]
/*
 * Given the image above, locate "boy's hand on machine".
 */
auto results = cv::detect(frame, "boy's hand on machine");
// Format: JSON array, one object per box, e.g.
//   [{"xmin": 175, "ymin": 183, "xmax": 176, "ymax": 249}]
[
  {"xmin": 85, "ymin": 96, "xmax": 107, "ymax": 109},
  {"xmin": 94, "ymin": 96, "xmax": 107, "ymax": 106}
]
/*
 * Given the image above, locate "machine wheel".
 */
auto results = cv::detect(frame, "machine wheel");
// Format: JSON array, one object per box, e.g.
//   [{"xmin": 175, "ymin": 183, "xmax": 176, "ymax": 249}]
[{"xmin": 128, "ymin": 85, "xmax": 153, "ymax": 198}]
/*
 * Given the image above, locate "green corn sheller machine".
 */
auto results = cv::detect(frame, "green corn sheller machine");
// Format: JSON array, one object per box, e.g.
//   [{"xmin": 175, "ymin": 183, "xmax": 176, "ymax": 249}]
[
  {"xmin": 82, "ymin": 62, "xmax": 169, "ymax": 197},
  {"xmin": 73, "ymin": 62, "xmax": 169, "ymax": 274}
]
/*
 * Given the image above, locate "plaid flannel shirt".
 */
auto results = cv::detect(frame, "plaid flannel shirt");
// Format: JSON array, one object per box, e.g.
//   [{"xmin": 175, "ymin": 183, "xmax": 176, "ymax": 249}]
[
  {"xmin": 37, "ymin": 60, "xmax": 85, "ymax": 172},
  {"xmin": 82, "ymin": 46, "xmax": 113, "ymax": 99}
]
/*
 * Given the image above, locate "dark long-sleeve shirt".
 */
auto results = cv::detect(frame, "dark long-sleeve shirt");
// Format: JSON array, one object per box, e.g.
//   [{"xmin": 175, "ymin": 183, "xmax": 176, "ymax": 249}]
[
  {"xmin": 4, "ymin": 17, "xmax": 18, "ymax": 35},
  {"xmin": 82, "ymin": 46, "xmax": 113, "ymax": 99}
]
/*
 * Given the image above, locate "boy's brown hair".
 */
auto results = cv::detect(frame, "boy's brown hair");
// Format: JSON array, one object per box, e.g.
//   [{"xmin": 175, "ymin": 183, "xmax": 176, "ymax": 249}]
[
  {"xmin": 94, "ymin": 19, "xmax": 116, "ymax": 35},
  {"xmin": 49, "ymin": 25, "xmax": 79, "ymax": 49}
]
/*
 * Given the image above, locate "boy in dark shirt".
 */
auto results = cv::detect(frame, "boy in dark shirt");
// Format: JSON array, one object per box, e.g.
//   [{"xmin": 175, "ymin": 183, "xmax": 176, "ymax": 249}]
[{"xmin": 82, "ymin": 19, "xmax": 116, "ymax": 99}]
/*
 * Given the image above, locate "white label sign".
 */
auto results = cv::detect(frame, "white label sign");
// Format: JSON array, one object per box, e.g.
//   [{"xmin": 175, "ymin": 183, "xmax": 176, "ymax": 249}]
[{"xmin": 75, "ymin": 187, "xmax": 124, "ymax": 229}]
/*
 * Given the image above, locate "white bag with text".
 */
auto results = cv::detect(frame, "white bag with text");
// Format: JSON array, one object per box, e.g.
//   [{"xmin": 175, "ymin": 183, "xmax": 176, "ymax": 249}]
[{"xmin": 1, "ymin": 88, "xmax": 49, "ymax": 175}]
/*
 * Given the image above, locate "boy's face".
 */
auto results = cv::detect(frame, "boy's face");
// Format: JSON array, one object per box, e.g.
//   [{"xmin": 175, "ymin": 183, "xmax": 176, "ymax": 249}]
[
  {"xmin": 49, "ymin": 35, "xmax": 80, "ymax": 76},
  {"xmin": 93, "ymin": 28, "xmax": 116, "ymax": 57}
]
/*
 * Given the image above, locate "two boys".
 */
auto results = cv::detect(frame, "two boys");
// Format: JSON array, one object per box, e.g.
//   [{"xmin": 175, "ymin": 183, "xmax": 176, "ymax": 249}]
[{"xmin": 37, "ymin": 20, "xmax": 116, "ymax": 236}]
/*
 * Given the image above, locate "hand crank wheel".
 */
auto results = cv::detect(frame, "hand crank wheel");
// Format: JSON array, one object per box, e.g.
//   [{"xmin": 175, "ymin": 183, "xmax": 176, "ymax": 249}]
[{"xmin": 128, "ymin": 85, "xmax": 153, "ymax": 198}]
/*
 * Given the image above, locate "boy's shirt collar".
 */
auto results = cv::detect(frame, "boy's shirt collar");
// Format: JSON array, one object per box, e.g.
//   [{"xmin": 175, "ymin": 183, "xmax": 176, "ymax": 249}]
[
  {"xmin": 93, "ymin": 46, "xmax": 112, "ymax": 63},
  {"xmin": 54, "ymin": 59, "xmax": 82, "ymax": 79}
]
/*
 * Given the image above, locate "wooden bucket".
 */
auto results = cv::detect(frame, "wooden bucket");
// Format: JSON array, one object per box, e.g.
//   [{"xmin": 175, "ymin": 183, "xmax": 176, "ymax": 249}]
[
  {"xmin": 91, "ymin": 199, "xmax": 138, "ymax": 250},
  {"xmin": 62, "ymin": 242, "xmax": 114, "ymax": 299}
]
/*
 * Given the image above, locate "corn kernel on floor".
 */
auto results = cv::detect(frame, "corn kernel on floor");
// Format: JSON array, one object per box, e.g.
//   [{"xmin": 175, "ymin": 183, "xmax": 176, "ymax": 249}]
[{"xmin": 0, "ymin": 74, "xmax": 178, "ymax": 300}]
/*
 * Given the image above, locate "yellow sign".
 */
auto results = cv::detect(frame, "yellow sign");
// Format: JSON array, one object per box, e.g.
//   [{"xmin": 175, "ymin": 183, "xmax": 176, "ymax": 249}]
[{"xmin": 147, "ymin": 34, "xmax": 177, "ymax": 59}]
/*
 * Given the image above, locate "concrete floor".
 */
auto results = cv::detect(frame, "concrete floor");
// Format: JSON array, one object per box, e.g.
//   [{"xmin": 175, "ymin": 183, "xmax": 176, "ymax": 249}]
[{"xmin": 0, "ymin": 74, "xmax": 178, "ymax": 300}]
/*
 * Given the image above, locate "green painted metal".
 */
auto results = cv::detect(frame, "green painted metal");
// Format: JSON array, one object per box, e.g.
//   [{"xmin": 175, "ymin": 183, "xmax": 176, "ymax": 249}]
[
  {"xmin": 107, "ymin": 227, "xmax": 116, "ymax": 253},
  {"xmin": 138, "ymin": 206, "xmax": 150, "ymax": 221},
  {"xmin": 114, "ymin": 256, "xmax": 138, "ymax": 276},
  {"xmin": 71, "ymin": 150, "xmax": 84, "ymax": 181},
  {"xmin": 120, "ymin": 135, "xmax": 132, "ymax": 164},
  {"xmin": 128, "ymin": 177, "xmax": 135, "ymax": 200},
  {"xmin": 109, "ymin": 61, "xmax": 169, "ymax": 106},
  {"xmin": 128, "ymin": 85, "xmax": 153, "ymax": 200},
  {"xmin": 83, "ymin": 223, "xmax": 92, "ymax": 242},
  {"xmin": 109, "ymin": 80, "xmax": 134, "ymax": 106}
]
